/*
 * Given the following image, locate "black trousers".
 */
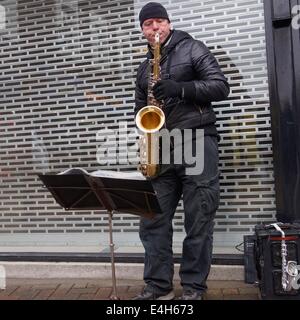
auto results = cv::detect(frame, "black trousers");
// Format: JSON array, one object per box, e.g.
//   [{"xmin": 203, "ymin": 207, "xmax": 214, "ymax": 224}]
[{"xmin": 139, "ymin": 135, "xmax": 219, "ymax": 294}]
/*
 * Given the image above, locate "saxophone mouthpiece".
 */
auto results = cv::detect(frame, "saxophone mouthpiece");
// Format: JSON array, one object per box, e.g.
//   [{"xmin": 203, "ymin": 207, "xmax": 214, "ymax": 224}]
[{"xmin": 155, "ymin": 33, "xmax": 160, "ymax": 44}]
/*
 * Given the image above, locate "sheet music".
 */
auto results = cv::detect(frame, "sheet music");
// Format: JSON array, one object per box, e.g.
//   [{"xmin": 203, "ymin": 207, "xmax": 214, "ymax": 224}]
[
  {"xmin": 58, "ymin": 167, "xmax": 146, "ymax": 180},
  {"xmin": 57, "ymin": 167, "xmax": 89, "ymax": 175}
]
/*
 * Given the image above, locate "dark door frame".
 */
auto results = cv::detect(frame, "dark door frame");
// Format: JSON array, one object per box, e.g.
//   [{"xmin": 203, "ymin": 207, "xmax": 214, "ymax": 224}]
[{"xmin": 263, "ymin": 0, "xmax": 300, "ymax": 222}]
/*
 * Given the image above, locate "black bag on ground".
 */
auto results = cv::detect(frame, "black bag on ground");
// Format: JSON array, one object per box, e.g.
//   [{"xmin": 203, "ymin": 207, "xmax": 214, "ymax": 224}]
[{"xmin": 244, "ymin": 223, "xmax": 300, "ymax": 300}]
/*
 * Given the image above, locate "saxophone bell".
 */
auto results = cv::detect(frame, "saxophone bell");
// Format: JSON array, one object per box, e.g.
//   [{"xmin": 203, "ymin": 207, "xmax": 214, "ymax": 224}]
[
  {"xmin": 136, "ymin": 105, "xmax": 165, "ymax": 178},
  {"xmin": 136, "ymin": 105, "xmax": 165, "ymax": 133}
]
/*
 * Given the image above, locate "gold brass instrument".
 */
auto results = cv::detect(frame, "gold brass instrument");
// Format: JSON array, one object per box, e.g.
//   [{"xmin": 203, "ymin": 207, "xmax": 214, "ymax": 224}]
[{"xmin": 135, "ymin": 33, "xmax": 165, "ymax": 178}]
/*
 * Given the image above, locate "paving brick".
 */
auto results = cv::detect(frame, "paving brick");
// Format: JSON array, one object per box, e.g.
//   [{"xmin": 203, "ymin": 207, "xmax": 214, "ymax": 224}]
[
  {"xmin": 204, "ymin": 288, "xmax": 223, "ymax": 300},
  {"xmin": 127, "ymin": 285, "xmax": 144, "ymax": 293},
  {"xmin": 47, "ymin": 285, "xmax": 74, "ymax": 300},
  {"xmin": 93, "ymin": 287, "xmax": 112, "ymax": 300},
  {"xmin": 206, "ymin": 288, "xmax": 223, "ymax": 296},
  {"xmin": 79, "ymin": 293, "xmax": 98, "ymax": 300},
  {"xmin": 33, "ymin": 289, "xmax": 56, "ymax": 300},
  {"xmin": 69, "ymin": 287, "xmax": 99, "ymax": 295},
  {"xmin": 208, "ymin": 280, "xmax": 246, "ymax": 289},
  {"xmin": 114, "ymin": 286, "xmax": 130, "ymax": 300},
  {"xmin": 115, "ymin": 286, "xmax": 129, "ymax": 293},
  {"xmin": 239, "ymin": 294, "xmax": 260, "ymax": 300},
  {"xmin": 86, "ymin": 281, "xmax": 102, "ymax": 288},
  {"xmin": 12, "ymin": 288, "xmax": 40, "ymax": 300},
  {"xmin": 56, "ymin": 293, "xmax": 81, "ymax": 300},
  {"xmin": 224, "ymin": 294, "xmax": 259, "ymax": 300},
  {"xmin": 238, "ymin": 287, "xmax": 260, "ymax": 295},
  {"xmin": 222, "ymin": 288, "xmax": 239, "ymax": 295},
  {"xmin": 0, "ymin": 291, "xmax": 12, "ymax": 299},
  {"xmin": 127, "ymin": 285, "xmax": 144, "ymax": 299},
  {"xmin": 72, "ymin": 281, "xmax": 90, "ymax": 289},
  {"xmin": 56, "ymin": 282, "xmax": 75, "ymax": 290},
  {"xmin": 204, "ymin": 294, "xmax": 224, "ymax": 300},
  {"xmin": 0, "ymin": 295, "xmax": 19, "ymax": 300},
  {"xmin": 0, "ymin": 286, "xmax": 18, "ymax": 296},
  {"xmin": 28, "ymin": 283, "xmax": 60, "ymax": 290}
]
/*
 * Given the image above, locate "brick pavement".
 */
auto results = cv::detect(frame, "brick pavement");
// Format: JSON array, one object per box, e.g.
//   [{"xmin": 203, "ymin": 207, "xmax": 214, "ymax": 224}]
[{"xmin": 0, "ymin": 278, "xmax": 260, "ymax": 300}]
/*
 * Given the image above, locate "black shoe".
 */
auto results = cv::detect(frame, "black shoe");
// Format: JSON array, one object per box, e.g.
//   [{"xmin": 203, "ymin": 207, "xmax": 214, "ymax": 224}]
[
  {"xmin": 132, "ymin": 289, "xmax": 175, "ymax": 300},
  {"xmin": 177, "ymin": 290, "xmax": 203, "ymax": 300}
]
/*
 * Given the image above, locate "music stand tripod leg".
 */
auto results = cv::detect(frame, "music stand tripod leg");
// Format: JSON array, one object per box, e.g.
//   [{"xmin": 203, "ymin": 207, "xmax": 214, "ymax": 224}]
[{"xmin": 108, "ymin": 210, "xmax": 119, "ymax": 300}]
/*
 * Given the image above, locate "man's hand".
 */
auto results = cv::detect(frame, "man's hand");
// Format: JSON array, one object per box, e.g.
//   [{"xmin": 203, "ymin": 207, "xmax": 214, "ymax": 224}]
[
  {"xmin": 152, "ymin": 80, "xmax": 181, "ymax": 100},
  {"xmin": 153, "ymin": 80, "xmax": 196, "ymax": 101}
]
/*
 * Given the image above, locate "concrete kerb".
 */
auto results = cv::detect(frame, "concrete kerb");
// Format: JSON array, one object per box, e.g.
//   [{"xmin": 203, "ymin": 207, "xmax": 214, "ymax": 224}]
[{"xmin": 0, "ymin": 262, "xmax": 244, "ymax": 281}]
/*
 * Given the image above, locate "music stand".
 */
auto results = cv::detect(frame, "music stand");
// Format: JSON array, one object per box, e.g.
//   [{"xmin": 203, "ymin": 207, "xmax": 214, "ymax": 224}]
[{"xmin": 38, "ymin": 170, "xmax": 162, "ymax": 300}]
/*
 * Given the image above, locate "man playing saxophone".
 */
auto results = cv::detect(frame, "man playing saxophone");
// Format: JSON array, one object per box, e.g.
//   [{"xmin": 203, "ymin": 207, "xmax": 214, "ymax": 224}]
[{"xmin": 133, "ymin": 2, "xmax": 230, "ymax": 300}]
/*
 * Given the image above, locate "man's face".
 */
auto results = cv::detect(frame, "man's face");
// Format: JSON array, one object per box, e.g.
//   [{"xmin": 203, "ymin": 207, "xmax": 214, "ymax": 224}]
[{"xmin": 142, "ymin": 18, "xmax": 171, "ymax": 46}]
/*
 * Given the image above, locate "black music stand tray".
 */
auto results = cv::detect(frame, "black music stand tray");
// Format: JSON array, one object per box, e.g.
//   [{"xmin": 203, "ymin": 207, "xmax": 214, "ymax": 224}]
[{"xmin": 38, "ymin": 170, "xmax": 162, "ymax": 300}]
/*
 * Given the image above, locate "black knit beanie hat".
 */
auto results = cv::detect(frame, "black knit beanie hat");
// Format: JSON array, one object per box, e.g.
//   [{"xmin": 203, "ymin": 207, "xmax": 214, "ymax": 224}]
[{"xmin": 139, "ymin": 2, "xmax": 170, "ymax": 27}]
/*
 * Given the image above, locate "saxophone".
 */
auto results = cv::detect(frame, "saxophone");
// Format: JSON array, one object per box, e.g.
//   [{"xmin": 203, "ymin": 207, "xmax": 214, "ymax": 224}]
[
  {"xmin": 135, "ymin": 33, "xmax": 165, "ymax": 178},
  {"xmin": 269, "ymin": 223, "xmax": 299, "ymax": 291}
]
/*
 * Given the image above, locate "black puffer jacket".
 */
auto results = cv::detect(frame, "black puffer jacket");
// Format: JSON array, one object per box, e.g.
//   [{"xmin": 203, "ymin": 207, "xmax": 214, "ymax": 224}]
[{"xmin": 135, "ymin": 30, "xmax": 229, "ymax": 134}]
